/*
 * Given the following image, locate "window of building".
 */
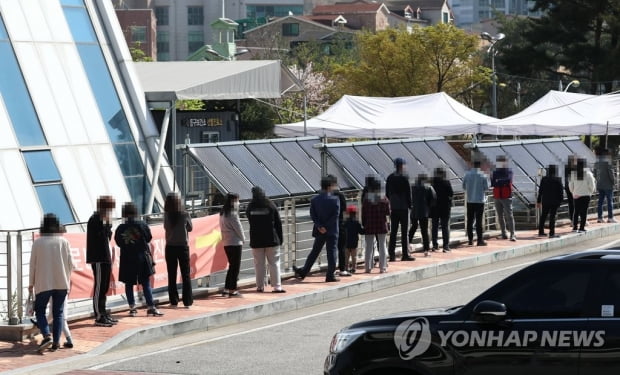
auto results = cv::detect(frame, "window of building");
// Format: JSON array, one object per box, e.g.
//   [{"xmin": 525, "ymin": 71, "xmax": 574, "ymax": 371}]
[
  {"xmin": 200, "ymin": 131, "xmax": 220, "ymax": 143},
  {"xmin": 157, "ymin": 31, "xmax": 169, "ymax": 61},
  {"xmin": 23, "ymin": 150, "xmax": 75, "ymax": 224},
  {"xmin": 155, "ymin": 6, "xmax": 169, "ymax": 26},
  {"xmin": 188, "ymin": 6, "xmax": 204, "ymax": 25},
  {"xmin": 442, "ymin": 12, "xmax": 450, "ymax": 23},
  {"xmin": 0, "ymin": 20, "xmax": 47, "ymax": 146},
  {"xmin": 130, "ymin": 26, "xmax": 146, "ymax": 43},
  {"xmin": 282, "ymin": 23, "xmax": 299, "ymax": 36},
  {"xmin": 188, "ymin": 31, "xmax": 204, "ymax": 54},
  {"xmin": 247, "ymin": 5, "xmax": 303, "ymax": 18},
  {"xmin": 61, "ymin": 1, "xmax": 151, "ymax": 211}
]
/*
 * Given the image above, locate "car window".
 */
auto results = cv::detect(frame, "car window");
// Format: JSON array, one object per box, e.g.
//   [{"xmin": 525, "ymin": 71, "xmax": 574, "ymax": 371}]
[
  {"xmin": 597, "ymin": 270, "xmax": 620, "ymax": 318},
  {"xmin": 485, "ymin": 265, "xmax": 590, "ymax": 318}
]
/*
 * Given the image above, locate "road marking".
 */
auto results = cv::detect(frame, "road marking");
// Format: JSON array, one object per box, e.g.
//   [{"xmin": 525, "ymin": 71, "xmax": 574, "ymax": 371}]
[{"xmin": 90, "ymin": 238, "xmax": 620, "ymax": 370}]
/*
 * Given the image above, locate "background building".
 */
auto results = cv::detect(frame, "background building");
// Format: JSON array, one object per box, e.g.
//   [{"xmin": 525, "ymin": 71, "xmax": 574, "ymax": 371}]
[{"xmin": 447, "ymin": 0, "xmax": 542, "ymax": 28}]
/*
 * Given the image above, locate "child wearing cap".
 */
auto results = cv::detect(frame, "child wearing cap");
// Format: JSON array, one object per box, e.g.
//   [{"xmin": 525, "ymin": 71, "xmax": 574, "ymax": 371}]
[{"xmin": 344, "ymin": 205, "xmax": 364, "ymax": 273}]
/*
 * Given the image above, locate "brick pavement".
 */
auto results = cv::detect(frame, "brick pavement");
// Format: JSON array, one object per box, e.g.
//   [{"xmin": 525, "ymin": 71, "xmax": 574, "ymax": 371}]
[{"xmin": 1, "ymin": 221, "xmax": 616, "ymax": 373}]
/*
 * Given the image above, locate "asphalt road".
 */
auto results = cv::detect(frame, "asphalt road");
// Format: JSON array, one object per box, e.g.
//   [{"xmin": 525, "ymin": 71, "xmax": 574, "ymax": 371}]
[{"xmin": 39, "ymin": 235, "xmax": 620, "ymax": 375}]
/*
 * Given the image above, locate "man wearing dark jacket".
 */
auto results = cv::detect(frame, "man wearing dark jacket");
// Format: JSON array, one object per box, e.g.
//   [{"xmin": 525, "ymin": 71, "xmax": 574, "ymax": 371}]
[
  {"xmin": 386, "ymin": 158, "xmax": 414, "ymax": 261},
  {"xmin": 430, "ymin": 167, "xmax": 454, "ymax": 252},
  {"xmin": 537, "ymin": 164, "xmax": 564, "ymax": 238},
  {"xmin": 86, "ymin": 195, "xmax": 116, "ymax": 327},
  {"xmin": 409, "ymin": 174, "xmax": 436, "ymax": 257},
  {"xmin": 294, "ymin": 176, "xmax": 340, "ymax": 282}
]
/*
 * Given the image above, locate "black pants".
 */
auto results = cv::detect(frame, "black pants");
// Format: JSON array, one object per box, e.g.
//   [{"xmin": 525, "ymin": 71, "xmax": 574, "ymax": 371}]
[
  {"xmin": 337, "ymin": 224, "xmax": 347, "ymax": 271},
  {"xmin": 431, "ymin": 213, "xmax": 451, "ymax": 249},
  {"xmin": 388, "ymin": 209, "xmax": 409, "ymax": 260},
  {"xmin": 91, "ymin": 262, "xmax": 111, "ymax": 320},
  {"xmin": 224, "ymin": 245, "xmax": 242, "ymax": 290},
  {"xmin": 165, "ymin": 245, "xmax": 193, "ymax": 307},
  {"xmin": 539, "ymin": 204, "xmax": 559, "ymax": 235},
  {"xmin": 565, "ymin": 187, "xmax": 574, "ymax": 222},
  {"xmin": 409, "ymin": 217, "xmax": 430, "ymax": 250},
  {"xmin": 573, "ymin": 196, "xmax": 590, "ymax": 231},
  {"xmin": 466, "ymin": 203, "xmax": 485, "ymax": 242}
]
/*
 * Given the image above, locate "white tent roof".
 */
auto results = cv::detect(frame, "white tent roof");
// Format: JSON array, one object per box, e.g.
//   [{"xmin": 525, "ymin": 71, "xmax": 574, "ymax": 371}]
[
  {"xmin": 274, "ymin": 92, "xmax": 497, "ymax": 138},
  {"xmin": 134, "ymin": 60, "xmax": 302, "ymax": 101},
  {"xmin": 484, "ymin": 90, "xmax": 620, "ymax": 136}
]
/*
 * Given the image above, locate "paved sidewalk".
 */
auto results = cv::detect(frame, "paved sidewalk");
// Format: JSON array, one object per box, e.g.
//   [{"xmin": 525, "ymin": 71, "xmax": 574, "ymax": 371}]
[{"xmin": 3, "ymin": 221, "xmax": 619, "ymax": 374}]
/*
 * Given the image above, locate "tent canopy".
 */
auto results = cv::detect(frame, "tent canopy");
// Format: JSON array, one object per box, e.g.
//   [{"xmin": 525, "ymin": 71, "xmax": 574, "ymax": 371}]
[
  {"xmin": 134, "ymin": 60, "xmax": 302, "ymax": 101},
  {"xmin": 485, "ymin": 90, "xmax": 620, "ymax": 136},
  {"xmin": 274, "ymin": 92, "xmax": 498, "ymax": 138}
]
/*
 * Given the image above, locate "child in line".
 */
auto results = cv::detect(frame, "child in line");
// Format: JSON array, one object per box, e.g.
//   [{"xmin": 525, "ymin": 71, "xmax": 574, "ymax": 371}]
[{"xmin": 344, "ymin": 205, "xmax": 364, "ymax": 273}]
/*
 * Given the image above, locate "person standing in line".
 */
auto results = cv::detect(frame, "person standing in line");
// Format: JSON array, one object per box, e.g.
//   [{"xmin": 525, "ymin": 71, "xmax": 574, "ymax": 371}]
[
  {"xmin": 220, "ymin": 193, "xmax": 245, "ymax": 297},
  {"xmin": 164, "ymin": 192, "xmax": 193, "ymax": 308},
  {"xmin": 537, "ymin": 164, "xmax": 564, "ymax": 238},
  {"xmin": 246, "ymin": 186, "xmax": 286, "ymax": 292},
  {"xmin": 409, "ymin": 174, "xmax": 436, "ymax": 257},
  {"xmin": 29, "ymin": 214, "xmax": 74, "ymax": 353},
  {"xmin": 569, "ymin": 158, "xmax": 596, "ymax": 233},
  {"xmin": 86, "ymin": 195, "xmax": 117, "ymax": 327},
  {"xmin": 386, "ymin": 158, "xmax": 414, "ymax": 261},
  {"xmin": 294, "ymin": 176, "xmax": 341, "ymax": 282},
  {"xmin": 115, "ymin": 202, "xmax": 164, "ymax": 317},
  {"xmin": 344, "ymin": 205, "xmax": 364, "ymax": 273},
  {"xmin": 430, "ymin": 167, "xmax": 454, "ymax": 252},
  {"xmin": 564, "ymin": 154, "xmax": 577, "ymax": 223},
  {"xmin": 330, "ymin": 175, "xmax": 351, "ymax": 277},
  {"xmin": 361, "ymin": 179, "xmax": 390, "ymax": 273},
  {"xmin": 594, "ymin": 148, "xmax": 616, "ymax": 223},
  {"xmin": 462, "ymin": 160, "xmax": 490, "ymax": 246},
  {"xmin": 491, "ymin": 155, "xmax": 517, "ymax": 241}
]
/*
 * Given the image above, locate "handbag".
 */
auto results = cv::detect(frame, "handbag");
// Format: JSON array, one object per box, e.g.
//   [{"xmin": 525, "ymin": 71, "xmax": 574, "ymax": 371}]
[{"xmin": 144, "ymin": 246, "xmax": 156, "ymax": 275}]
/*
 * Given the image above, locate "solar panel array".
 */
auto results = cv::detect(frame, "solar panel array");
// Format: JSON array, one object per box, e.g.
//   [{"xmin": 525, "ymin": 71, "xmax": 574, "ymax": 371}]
[
  {"xmin": 474, "ymin": 137, "xmax": 596, "ymax": 204},
  {"xmin": 187, "ymin": 137, "xmax": 469, "ymax": 200}
]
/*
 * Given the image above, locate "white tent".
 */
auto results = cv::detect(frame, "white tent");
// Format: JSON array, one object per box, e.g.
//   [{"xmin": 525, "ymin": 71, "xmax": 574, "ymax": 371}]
[
  {"xmin": 274, "ymin": 92, "xmax": 497, "ymax": 138},
  {"xmin": 484, "ymin": 90, "xmax": 620, "ymax": 136}
]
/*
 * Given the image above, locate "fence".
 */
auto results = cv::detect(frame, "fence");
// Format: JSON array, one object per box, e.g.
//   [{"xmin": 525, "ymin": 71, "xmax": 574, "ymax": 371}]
[{"xmin": 1, "ymin": 183, "xmax": 610, "ymax": 325}]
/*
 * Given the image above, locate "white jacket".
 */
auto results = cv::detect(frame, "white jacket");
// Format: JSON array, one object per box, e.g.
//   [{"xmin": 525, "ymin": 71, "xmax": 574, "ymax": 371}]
[
  {"xmin": 29, "ymin": 235, "xmax": 74, "ymax": 294},
  {"xmin": 569, "ymin": 169, "xmax": 596, "ymax": 198}
]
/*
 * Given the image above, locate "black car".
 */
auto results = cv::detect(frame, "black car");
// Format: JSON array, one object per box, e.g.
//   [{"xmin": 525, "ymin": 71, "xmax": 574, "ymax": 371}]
[{"xmin": 325, "ymin": 250, "xmax": 620, "ymax": 374}]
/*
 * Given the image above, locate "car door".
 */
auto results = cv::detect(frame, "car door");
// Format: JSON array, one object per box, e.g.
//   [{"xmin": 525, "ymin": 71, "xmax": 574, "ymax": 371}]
[
  {"xmin": 444, "ymin": 262, "xmax": 593, "ymax": 375},
  {"xmin": 580, "ymin": 263, "xmax": 620, "ymax": 373}
]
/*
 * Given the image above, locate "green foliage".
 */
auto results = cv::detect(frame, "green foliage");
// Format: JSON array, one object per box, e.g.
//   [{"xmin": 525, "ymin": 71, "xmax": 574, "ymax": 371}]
[
  {"xmin": 330, "ymin": 25, "xmax": 487, "ymax": 100},
  {"xmin": 498, "ymin": 0, "xmax": 620, "ymax": 93},
  {"xmin": 239, "ymin": 100, "xmax": 278, "ymax": 139},
  {"xmin": 176, "ymin": 99, "xmax": 205, "ymax": 111},
  {"xmin": 129, "ymin": 43, "xmax": 153, "ymax": 62}
]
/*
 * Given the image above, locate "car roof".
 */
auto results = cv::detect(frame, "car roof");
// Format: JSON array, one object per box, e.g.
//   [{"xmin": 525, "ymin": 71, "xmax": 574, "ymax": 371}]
[{"xmin": 546, "ymin": 249, "xmax": 620, "ymax": 261}]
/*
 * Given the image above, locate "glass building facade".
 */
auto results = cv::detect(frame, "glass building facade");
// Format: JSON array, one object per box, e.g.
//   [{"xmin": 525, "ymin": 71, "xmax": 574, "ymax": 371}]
[{"xmin": 0, "ymin": 0, "xmax": 166, "ymax": 228}]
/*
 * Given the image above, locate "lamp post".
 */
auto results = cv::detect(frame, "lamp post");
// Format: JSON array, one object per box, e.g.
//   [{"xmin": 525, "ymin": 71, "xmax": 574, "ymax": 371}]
[
  {"xmin": 563, "ymin": 79, "xmax": 580, "ymax": 92},
  {"xmin": 480, "ymin": 32, "xmax": 505, "ymax": 118}
]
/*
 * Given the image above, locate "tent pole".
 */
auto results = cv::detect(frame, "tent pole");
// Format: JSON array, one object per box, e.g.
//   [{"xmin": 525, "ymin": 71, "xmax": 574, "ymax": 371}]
[
  {"xmin": 145, "ymin": 106, "xmax": 171, "ymax": 214},
  {"xmin": 606, "ymin": 121, "xmax": 609, "ymax": 148},
  {"xmin": 303, "ymin": 93, "xmax": 308, "ymax": 137}
]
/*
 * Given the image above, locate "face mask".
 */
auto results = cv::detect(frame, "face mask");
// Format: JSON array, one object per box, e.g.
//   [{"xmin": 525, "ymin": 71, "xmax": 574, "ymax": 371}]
[{"xmin": 497, "ymin": 162, "xmax": 507, "ymax": 168}]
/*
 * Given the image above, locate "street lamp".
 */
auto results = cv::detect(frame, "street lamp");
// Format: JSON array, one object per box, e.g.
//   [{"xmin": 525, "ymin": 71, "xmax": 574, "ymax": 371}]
[
  {"xmin": 563, "ymin": 79, "xmax": 580, "ymax": 92},
  {"xmin": 480, "ymin": 32, "xmax": 505, "ymax": 118}
]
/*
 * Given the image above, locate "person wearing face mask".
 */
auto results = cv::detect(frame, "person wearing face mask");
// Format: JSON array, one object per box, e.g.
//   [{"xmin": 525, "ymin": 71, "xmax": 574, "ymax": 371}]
[
  {"xmin": 361, "ymin": 178, "xmax": 391, "ymax": 273},
  {"xmin": 219, "ymin": 193, "xmax": 245, "ymax": 297},
  {"xmin": 491, "ymin": 155, "xmax": 516, "ymax": 241},
  {"xmin": 594, "ymin": 148, "xmax": 616, "ymax": 223},
  {"xmin": 463, "ymin": 160, "xmax": 490, "ymax": 246},
  {"xmin": 86, "ymin": 195, "xmax": 116, "ymax": 327},
  {"xmin": 164, "ymin": 192, "xmax": 194, "ymax": 308}
]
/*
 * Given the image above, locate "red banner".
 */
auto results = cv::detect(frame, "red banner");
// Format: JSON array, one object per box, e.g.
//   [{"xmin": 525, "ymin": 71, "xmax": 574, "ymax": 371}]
[{"xmin": 63, "ymin": 215, "xmax": 226, "ymax": 299}]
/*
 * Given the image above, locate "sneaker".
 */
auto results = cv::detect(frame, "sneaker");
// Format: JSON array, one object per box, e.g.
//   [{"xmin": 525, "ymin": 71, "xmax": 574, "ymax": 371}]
[
  {"xmin": 292, "ymin": 265, "xmax": 305, "ymax": 281},
  {"xmin": 468, "ymin": 240, "xmax": 474, "ymax": 246},
  {"xmin": 104, "ymin": 315, "xmax": 118, "ymax": 324},
  {"xmin": 538, "ymin": 232, "xmax": 546, "ymax": 236},
  {"xmin": 477, "ymin": 241, "xmax": 488, "ymax": 246},
  {"xmin": 38, "ymin": 336, "xmax": 52, "ymax": 353},
  {"xmin": 510, "ymin": 235, "xmax": 517, "ymax": 242},
  {"xmin": 228, "ymin": 291, "xmax": 243, "ymax": 298},
  {"xmin": 578, "ymin": 229, "xmax": 587, "ymax": 233},
  {"xmin": 609, "ymin": 218, "xmax": 618, "ymax": 223},
  {"xmin": 432, "ymin": 245, "xmax": 439, "ymax": 251},
  {"xmin": 63, "ymin": 341, "xmax": 73, "ymax": 349},
  {"xmin": 340, "ymin": 270, "xmax": 352, "ymax": 276},
  {"xmin": 49, "ymin": 343, "xmax": 60, "ymax": 352},
  {"xmin": 500, "ymin": 233, "xmax": 508, "ymax": 240},
  {"xmin": 94, "ymin": 317, "xmax": 113, "ymax": 327},
  {"xmin": 424, "ymin": 251, "xmax": 430, "ymax": 257},
  {"xmin": 549, "ymin": 234, "xmax": 560, "ymax": 238},
  {"xmin": 129, "ymin": 308, "xmax": 138, "ymax": 317},
  {"xmin": 443, "ymin": 247, "xmax": 451, "ymax": 253},
  {"xmin": 326, "ymin": 277, "xmax": 341, "ymax": 282}
]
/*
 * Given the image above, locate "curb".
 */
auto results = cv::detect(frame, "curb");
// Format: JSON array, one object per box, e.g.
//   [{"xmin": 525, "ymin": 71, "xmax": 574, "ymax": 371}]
[{"xmin": 93, "ymin": 224, "xmax": 618, "ymax": 355}]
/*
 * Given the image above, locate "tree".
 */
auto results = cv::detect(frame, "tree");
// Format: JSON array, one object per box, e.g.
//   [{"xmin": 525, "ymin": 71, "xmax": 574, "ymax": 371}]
[
  {"xmin": 498, "ymin": 0, "xmax": 620, "ymax": 94},
  {"xmin": 330, "ymin": 25, "xmax": 488, "ymax": 99}
]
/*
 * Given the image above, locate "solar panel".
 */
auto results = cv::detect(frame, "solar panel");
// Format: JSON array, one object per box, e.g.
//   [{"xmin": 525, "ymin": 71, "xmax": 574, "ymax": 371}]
[
  {"xmin": 501, "ymin": 144, "xmax": 544, "ymax": 182},
  {"xmin": 326, "ymin": 146, "xmax": 379, "ymax": 187},
  {"xmin": 246, "ymin": 143, "xmax": 314, "ymax": 195},
  {"xmin": 271, "ymin": 140, "xmax": 322, "ymax": 191},
  {"xmin": 543, "ymin": 139, "xmax": 574, "ymax": 163},
  {"xmin": 563, "ymin": 139, "xmax": 596, "ymax": 165},
  {"xmin": 218, "ymin": 145, "xmax": 289, "ymax": 197},
  {"xmin": 379, "ymin": 142, "xmax": 429, "ymax": 178},
  {"xmin": 296, "ymin": 139, "xmax": 354, "ymax": 189},
  {"xmin": 425, "ymin": 139, "xmax": 468, "ymax": 177},
  {"xmin": 189, "ymin": 146, "xmax": 254, "ymax": 199},
  {"xmin": 403, "ymin": 140, "xmax": 463, "ymax": 193},
  {"xmin": 352, "ymin": 144, "xmax": 395, "ymax": 181}
]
